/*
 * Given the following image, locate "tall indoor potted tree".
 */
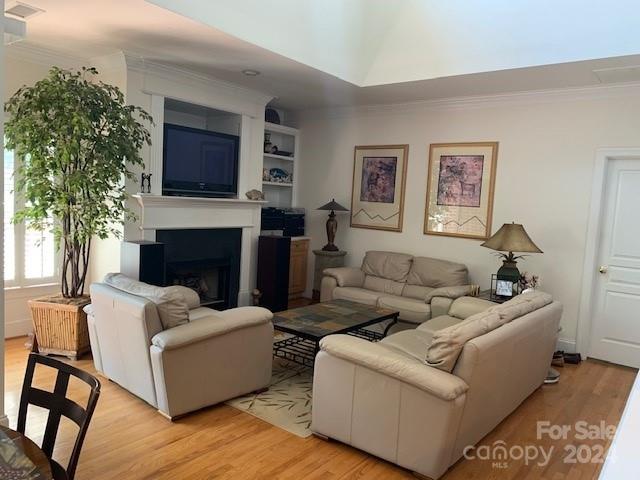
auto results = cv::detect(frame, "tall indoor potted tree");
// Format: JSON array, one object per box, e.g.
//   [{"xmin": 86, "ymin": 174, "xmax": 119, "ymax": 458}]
[{"xmin": 5, "ymin": 67, "xmax": 152, "ymax": 359}]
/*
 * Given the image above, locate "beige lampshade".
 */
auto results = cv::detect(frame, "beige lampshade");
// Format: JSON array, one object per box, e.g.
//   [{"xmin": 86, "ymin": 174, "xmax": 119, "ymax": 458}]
[{"xmin": 481, "ymin": 223, "xmax": 543, "ymax": 253}]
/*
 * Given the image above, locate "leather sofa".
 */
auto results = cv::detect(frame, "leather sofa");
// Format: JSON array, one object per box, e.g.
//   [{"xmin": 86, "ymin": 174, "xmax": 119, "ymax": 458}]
[
  {"xmin": 321, "ymin": 251, "xmax": 474, "ymax": 324},
  {"xmin": 86, "ymin": 275, "xmax": 274, "ymax": 419},
  {"xmin": 311, "ymin": 291, "xmax": 562, "ymax": 479}
]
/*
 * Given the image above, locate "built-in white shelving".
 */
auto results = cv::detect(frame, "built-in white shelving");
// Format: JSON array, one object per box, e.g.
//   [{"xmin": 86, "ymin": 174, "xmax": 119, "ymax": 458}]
[
  {"xmin": 262, "ymin": 120, "xmax": 299, "ymax": 208},
  {"xmin": 264, "ymin": 152, "xmax": 295, "ymax": 162},
  {"xmin": 262, "ymin": 181, "xmax": 293, "ymax": 187}
]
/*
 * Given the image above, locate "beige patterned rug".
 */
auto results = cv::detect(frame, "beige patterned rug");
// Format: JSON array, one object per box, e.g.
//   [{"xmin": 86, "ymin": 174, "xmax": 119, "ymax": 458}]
[{"xmin": 225, "ymin": 357, "xmax": 314, "ymax": 438}]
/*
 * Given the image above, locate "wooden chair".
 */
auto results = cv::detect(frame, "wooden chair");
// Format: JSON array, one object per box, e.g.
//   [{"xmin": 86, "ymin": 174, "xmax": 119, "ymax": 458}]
[{"xmin": 18, "ymin": 353, "xmax": 101, "ymax": 480}]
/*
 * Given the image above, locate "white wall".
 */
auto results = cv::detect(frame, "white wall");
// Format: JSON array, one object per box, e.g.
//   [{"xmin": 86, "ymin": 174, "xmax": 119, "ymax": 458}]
[
  {"xmin": 297, "ymin": 84, "xmax": 640, "ymax": 350},
  {"xmin": 1, "ymin": 0, "xmax": 7, "ymax": 424}
]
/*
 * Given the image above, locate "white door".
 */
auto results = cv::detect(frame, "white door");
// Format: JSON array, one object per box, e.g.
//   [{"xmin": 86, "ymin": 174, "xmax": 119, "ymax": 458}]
[{"xmin": 589, "ymin": 158, "xmax": 640, "ymax": 367}]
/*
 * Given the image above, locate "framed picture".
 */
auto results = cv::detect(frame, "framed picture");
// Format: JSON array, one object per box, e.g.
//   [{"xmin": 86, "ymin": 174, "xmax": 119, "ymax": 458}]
[
  {"xmin": 351, "ymin": 145, "xmax": 409, "ymax": 232},
  {"xmin": 496, "ymin": 279, "xmax": 514, "ymax": 297},
  {"xmin": 424, "ymin": 142, "xmax": 498, "ymax": 240}
]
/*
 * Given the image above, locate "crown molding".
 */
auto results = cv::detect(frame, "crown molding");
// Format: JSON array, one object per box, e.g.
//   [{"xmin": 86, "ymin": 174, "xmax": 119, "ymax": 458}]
[
  {"xmin": 299, "ymin": 81, "xmax": 640, "ymax": 120},
  {"xmin": 5, "ymin": 42, "xmax": 88, "ymax": 69},
  {"xmin": 123, "ymin": 53, "xmax": 274, "ymax": 107}
]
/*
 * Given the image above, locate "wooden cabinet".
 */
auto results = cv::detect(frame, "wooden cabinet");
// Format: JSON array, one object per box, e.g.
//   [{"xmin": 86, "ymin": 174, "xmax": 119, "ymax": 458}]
[{"xmin": 288, "ymin": 239, "xmax": 309, "ymax": 298}]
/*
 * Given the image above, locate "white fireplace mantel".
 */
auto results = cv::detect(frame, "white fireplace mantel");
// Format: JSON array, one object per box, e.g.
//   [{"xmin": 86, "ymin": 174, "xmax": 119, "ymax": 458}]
[{"xmin": 132, "ymin": 194, "xmax": 267, "ymax": 306}]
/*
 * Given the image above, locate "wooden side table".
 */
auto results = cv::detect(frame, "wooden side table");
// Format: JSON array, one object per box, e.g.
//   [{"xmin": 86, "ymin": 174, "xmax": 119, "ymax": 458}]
[
  {"xmin": 477, "ymin": 289, "xmax": 510, "ymax": 304},
  {"xmin": 312, "ymin": 250, "xmax": 347, "ymax": 301}
]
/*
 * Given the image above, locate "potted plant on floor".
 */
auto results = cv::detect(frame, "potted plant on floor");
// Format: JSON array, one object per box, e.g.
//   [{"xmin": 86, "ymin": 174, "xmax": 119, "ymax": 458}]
[{"xmin": 4, "ymin": 67, "xmax": 152, "ymax": 359}]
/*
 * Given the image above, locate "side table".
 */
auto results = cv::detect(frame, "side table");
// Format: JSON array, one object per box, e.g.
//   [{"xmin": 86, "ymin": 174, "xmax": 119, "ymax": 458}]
[
  {"xmin": 476, "ymin": 289, "xmax": 512, "ymax": 304},
  {"xmin": 478, "ymin": 289, "xmax": 560, "ymax": 384},
  {"xmin": 312, "ymin": 250, "xmax": 347, "ymax": 301}
]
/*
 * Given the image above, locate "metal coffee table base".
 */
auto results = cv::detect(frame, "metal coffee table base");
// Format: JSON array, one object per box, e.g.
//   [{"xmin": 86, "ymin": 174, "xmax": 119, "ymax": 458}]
[{"xmin": 273, "ymin": 317, "xmax": 398, "ymax": 368}]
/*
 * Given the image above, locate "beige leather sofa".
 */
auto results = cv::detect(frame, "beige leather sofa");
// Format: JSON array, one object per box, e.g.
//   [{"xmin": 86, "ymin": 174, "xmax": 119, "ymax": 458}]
[
  {"xmin": 87, "ymin": 276, "xmax": 274, "ymax": 419},
  {"xmin": 321, "ymin": 251, "xmax": 474, "ymax": 324},
  {"xmin": 312, "ymin": 291, "xmax": 561, "ymax": 479}
]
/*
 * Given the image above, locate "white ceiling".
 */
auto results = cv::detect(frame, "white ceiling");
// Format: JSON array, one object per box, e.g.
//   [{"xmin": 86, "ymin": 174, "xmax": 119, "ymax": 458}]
[{"xmin": 7, "ymin": 0, "xmax": 640, "ymax": 110}]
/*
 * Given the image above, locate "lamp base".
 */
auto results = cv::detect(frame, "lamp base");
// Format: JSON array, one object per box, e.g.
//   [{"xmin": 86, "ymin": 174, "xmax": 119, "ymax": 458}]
[
  {"xmin": 321, "ymin": 244, "xmax": 339, "ymax": 252},
  {"xmin": 497, "ymin": 260, "xmax": 520, "ymax": 283}
]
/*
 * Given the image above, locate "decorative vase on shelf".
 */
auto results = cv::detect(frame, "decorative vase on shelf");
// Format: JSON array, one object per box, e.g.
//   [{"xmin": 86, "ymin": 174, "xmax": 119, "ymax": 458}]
[{"xmin": 264, "ymin": 132, "xmax": 273, "ymax": 153}]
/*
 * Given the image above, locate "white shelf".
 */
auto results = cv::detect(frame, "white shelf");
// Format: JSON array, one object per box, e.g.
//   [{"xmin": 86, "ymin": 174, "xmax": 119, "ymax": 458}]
[
  {"xmin": 265, "ymin": 121, "xmax": 298, "ymax": 136},
  {"xmin": 263, "ymin": 181, "xmax": 293, "ymax": 187},
  {"xmin": 264, "ymin": 153, "xmax": 295, "ymax": 161}
]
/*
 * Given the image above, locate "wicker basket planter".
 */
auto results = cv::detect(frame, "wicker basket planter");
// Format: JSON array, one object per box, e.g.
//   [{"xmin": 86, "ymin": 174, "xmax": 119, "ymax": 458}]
[{"xmin": 28, "ymin": 295, "xmax": 91, "ymax": 361}]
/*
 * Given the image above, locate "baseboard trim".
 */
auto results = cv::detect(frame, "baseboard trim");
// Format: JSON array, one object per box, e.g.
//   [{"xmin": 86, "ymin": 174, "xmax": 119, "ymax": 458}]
[
  {"xmin": 5, "ymin": 318, "xmax": 32, "ymax": 339},
  {"xmin": 557, "ymin": 338, "xmax": 577, "ymax": 353}
]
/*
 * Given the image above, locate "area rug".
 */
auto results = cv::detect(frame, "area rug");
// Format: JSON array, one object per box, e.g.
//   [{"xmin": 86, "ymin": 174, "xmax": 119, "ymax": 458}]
[{"xmin": 225, "ymin": 357, "xmax": 313, "ymax": 438}]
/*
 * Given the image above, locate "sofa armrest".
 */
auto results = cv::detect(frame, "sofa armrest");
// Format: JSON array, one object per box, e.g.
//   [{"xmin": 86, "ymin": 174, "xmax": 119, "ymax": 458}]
[
  {"xmin": 323, "ymin": 267, "xmax": 365, "ymax": 288},
  {"xmin": 448, "ymin": 296, "xmax": 496, "ymax": 320},
  {"xmin": 424, "ymin": 285, "xmax": 475, "ymax": 304},
  {"xmin": 152, "ymin": 306, "xmax": 272, "ymax": 350},
  {"xmin": 319, "ymin": 335, "xmax": 468, "ymax": 401}
]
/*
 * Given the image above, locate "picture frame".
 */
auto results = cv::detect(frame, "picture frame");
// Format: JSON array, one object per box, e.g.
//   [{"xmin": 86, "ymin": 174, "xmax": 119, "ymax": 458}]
[
  {"xmin": 496, "ymin": 279, "xmax": 514, "ymax": 297},
  {"xmin": 351, "ymin": 144, "xmax": 409, "ymax": 232},
  {"xmin": 424, "ymin": 142, "xmax": 498, "ymax": 240}
]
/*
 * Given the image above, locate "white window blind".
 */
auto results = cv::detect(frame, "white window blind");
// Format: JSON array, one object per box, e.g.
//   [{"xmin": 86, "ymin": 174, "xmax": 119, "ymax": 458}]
[{"xmin": 3, "ymin": 142, "xmax": 57, "ymax": 286}]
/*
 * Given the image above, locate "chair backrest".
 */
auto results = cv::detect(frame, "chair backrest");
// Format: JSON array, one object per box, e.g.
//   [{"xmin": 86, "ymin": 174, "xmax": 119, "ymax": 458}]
[
  {"xmin": 18, "ymin": 353, "xmax": 101, "ymax": 480},
  {"xmin": 89, "ymin": 283, "xmax": 162, "ymax": 406}
]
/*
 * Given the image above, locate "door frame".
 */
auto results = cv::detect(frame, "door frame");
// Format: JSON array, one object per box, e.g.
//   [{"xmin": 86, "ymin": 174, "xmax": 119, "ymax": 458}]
[{"xmin": 576, "ymin": 148, "xmax": 640, "ymax": 358}]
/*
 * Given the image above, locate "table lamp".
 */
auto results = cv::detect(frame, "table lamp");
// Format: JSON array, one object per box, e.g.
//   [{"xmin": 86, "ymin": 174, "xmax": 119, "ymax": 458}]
[
  {"xmin": 481, "ymin": 222, "xmax": 542, "ymax": 282},
  {"xmin": 317, "ymin": 199, "xmax": 349, "ymax": 251}
]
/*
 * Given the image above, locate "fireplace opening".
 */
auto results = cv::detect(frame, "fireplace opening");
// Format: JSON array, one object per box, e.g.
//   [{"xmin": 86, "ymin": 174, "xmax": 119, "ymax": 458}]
[
  {"xmin": 166, "ymin": 259, "xmax": 230, "ymax": 308},
  {"xmin": 156, "ymin": 228, "xmax": 242, "ymax": 309}
]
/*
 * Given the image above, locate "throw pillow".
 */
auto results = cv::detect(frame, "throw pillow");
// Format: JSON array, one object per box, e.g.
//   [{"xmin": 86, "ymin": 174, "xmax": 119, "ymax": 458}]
[{"xmin": 103, "ymin": 273, "xmax": 189, "ymax": 329}]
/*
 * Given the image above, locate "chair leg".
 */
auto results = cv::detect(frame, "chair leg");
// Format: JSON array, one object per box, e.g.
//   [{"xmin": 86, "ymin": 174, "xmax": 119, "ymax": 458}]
[{"xmin": 157, "ymin": 410, "xmax": 185, "ymax": 422}]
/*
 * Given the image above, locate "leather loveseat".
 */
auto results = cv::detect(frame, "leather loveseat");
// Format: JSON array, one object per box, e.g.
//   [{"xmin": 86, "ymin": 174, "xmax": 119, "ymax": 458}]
[{"xmin": 321, "ymin": 251, "xmax": 475, "ymax": 324}]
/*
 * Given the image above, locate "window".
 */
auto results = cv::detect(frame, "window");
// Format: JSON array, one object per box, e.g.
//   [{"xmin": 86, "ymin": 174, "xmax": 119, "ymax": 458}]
[{"xmin": 4, "ymin": 143, "xmax": 57, "ymax": 287}]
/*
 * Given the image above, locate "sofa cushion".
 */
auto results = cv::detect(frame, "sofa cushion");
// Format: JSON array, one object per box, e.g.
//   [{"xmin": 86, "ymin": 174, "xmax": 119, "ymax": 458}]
[
  {"xmin": 333, "ymin": 287, "xmax": 381, "ymax": 306},
  {"xmin": 417, "ymin": 315, "xmax": 463, "ymax": 335},
  {"xmin": 381, "ymin": 329, "xmax": 434, "ymax": 361},
  {"xmin": 363, "ymin": 275, "xmax": 405, "ymax": 296},
  {"xmin": 378, "ymin": 294, "xmax": 431, "ymax": 324},
  {"xmin": 426, "ymin": 310, "xmax": 503, "ymax": 372},
  {"xmin": 401, "ymin": 284, "xmax": 434, "ymax": 300},
  {"xmin": 487, "ymin": 291, "xmax": 553, "ymax": 322},
  {"xmin": 165, "ymin": 285, "xmax": 201, "ymax": 309},
  {"xmin": 406, "ymin": 256, "xmax": 469, "ymax": 288},
  {"xmin": 104, "ymin": 273, "xmax": 189, "ymax": 330},
  {"xmin": 361, "ymin": 251, "xmax": 413, "ymax": 282}
]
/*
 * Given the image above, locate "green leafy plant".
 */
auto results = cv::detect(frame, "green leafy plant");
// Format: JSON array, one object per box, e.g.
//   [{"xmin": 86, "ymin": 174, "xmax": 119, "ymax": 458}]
[{"xmin": 4, "ymin": 67, "xmax": 152, "ymax": 298}]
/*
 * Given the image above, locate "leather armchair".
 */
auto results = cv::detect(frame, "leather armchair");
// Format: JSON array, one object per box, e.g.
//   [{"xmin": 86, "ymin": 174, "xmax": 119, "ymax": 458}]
[{"xmin": 88, "ymin": 283, "xmax": 273, "ymax": 419}]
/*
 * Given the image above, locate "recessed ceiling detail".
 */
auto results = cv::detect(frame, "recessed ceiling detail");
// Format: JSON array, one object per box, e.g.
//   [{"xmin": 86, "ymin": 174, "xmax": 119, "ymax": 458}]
[{"xmin": 6, "ymin": 0, "xmax": 640, "ymax": 110}]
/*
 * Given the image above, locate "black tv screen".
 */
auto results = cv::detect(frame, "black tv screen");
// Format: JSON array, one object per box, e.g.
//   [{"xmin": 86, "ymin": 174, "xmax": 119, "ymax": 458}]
[{"xmin": 162, "ymin": 123, "xmax": 239, "ymax": 197}]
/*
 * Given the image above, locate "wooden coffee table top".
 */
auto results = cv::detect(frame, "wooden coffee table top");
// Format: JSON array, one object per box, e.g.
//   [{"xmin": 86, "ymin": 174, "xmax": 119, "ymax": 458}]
[{"xmin": 272, "ymin": 299, "xmax": 398, "ymax": 340}]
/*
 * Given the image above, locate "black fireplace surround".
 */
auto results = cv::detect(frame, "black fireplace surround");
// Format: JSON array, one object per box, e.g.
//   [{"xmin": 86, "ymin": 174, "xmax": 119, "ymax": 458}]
[{"xmin": 154, "ymin": 228, "xmax": 242, "ymax": 309}]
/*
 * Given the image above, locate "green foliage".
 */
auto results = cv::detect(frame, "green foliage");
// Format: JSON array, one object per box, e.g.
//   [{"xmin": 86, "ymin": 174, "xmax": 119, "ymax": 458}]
[{"xmin": 4, "ymin": 67, "xmax": 153, "ymax": 297}]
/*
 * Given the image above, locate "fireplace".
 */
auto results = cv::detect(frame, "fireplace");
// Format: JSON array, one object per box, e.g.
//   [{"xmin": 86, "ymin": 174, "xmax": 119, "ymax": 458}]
[{"xmin": 156, "ymin": 228, "xmax": 242, "ymax": 309}]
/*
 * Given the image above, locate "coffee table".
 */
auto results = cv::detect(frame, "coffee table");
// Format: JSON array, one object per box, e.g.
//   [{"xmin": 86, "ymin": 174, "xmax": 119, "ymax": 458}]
[{"xmin": 272, "ymin": 299, "xmax": 399, "ymax": 368}]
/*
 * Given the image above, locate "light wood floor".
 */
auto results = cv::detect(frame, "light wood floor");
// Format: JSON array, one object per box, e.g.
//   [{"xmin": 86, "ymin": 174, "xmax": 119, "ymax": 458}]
[{"xmin": 4, "ymin": 336, "xmax": 636, "ymax": 480}]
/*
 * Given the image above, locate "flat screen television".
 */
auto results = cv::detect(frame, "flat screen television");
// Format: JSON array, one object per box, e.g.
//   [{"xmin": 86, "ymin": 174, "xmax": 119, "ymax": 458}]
[{"xmin": 162, "ymin": 123, "xmax": 239, "ymax": 197}]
